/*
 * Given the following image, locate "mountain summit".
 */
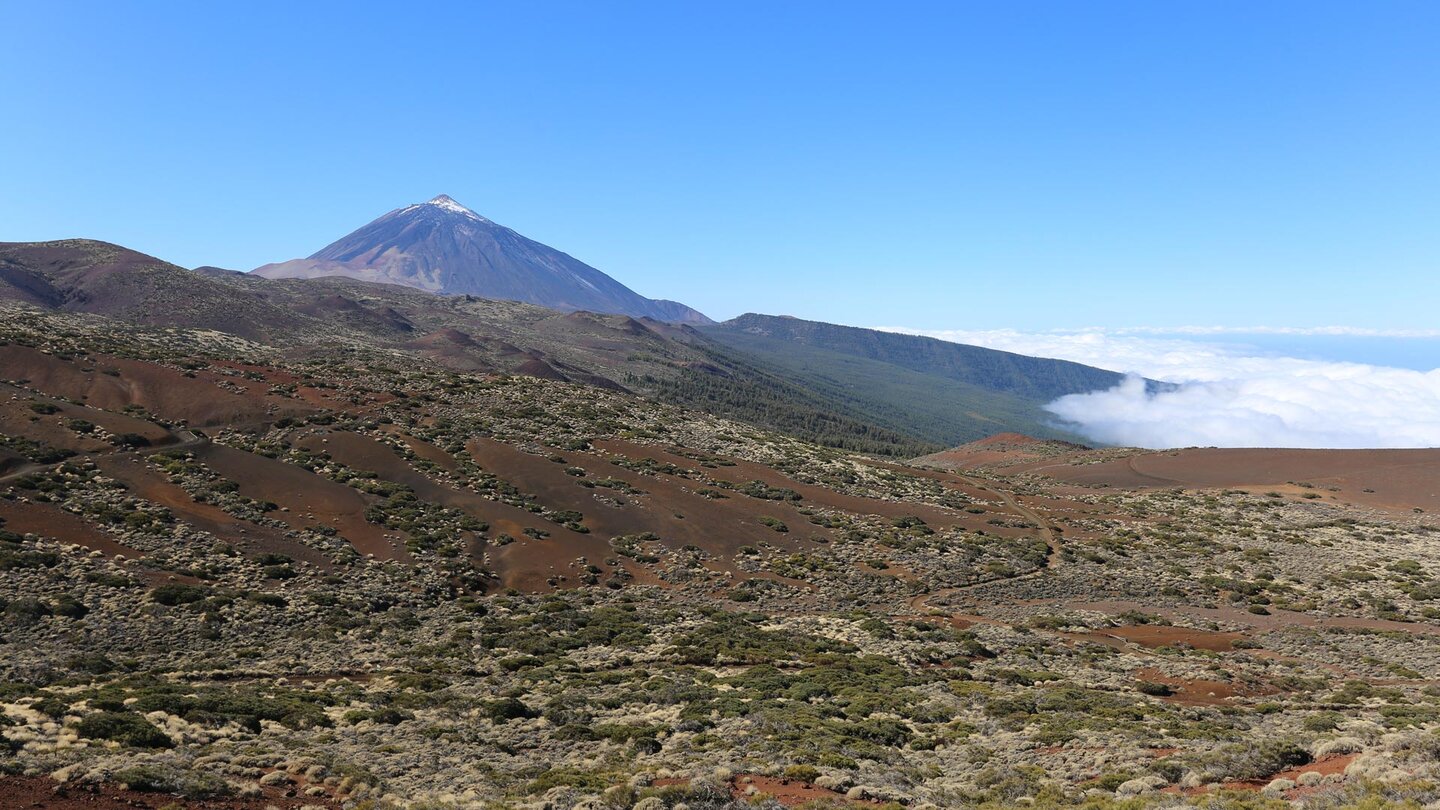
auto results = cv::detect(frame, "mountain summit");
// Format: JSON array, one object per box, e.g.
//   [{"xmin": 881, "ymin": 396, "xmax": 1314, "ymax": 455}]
[{"xmin": 252, "ymin": 195, "xmax": 709, "ymax": 323}]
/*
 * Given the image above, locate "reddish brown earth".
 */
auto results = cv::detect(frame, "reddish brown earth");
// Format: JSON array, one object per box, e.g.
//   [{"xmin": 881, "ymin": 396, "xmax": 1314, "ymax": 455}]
[
  {"xmin": 1261, "ymin": 753, "xmax": 1356, "ymax": 784},
  {"xmin": 651, "ymin": 774, "xmax": 879, "ymax": 807},
  {"xmin": 597, "ymin": 438, "xmax": 970, "ymax": 528},
  {"xmin": 918, "ymin": 434, "xmax": 1440, "ymax": 517},
  {"xmin": 0, "ymin": 499, "xmax": 138, "ymax": 558},
  {"xmin": 730, "ymin": 773, "xmax": 875, "ymax": 806},
  {"xmin": 0, "ymin": 346, "xmax": 308, "ymax": 427},
  {"xmin": 1135, "ymin": 666, "xmax": 1275, "ymax": 706},
  {"xmin": 912, "ymin": 433, "xmax": 1089, "ymax": 471},
  {"xmin": 0, "ymin": 389, "xmax": 171, "ymax": 456},
  {"xmin": 1095, "ymin": 624, "xmax": 1246, "ymax": 652},
  {"xmin": 195, "ymin": 443, "xmax": 405, "ymax": 561},
  {"xmin": 472, "ymin": 437, "xmax": 834, "ymax": 557},
  {"xmin": 1056, "ymin": 447, "xmax": 1440, "ymax": 514},
  {"xmin": 294, "ymin": 430, "xmax": 618, "ymax": 589},
  {"xmin": 92, "ymin": 456, "xmax": 337, "ymax": 568}
]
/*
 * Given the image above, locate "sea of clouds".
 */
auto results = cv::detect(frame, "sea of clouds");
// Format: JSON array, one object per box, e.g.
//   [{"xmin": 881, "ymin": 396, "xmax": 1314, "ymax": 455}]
[{"xmin": 875, "ymin": 326, "xmax": 1440, "ymax": 449}]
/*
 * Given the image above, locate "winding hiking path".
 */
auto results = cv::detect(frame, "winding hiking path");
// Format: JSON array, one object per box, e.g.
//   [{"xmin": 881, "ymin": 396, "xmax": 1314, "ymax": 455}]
[
  {"xmin": 0, "ymin": 428, "xmax": 208, "ymax": 484},
  {"xmin": 906, "ymin": 470, "xmax": 1063, "ymax": 613}
]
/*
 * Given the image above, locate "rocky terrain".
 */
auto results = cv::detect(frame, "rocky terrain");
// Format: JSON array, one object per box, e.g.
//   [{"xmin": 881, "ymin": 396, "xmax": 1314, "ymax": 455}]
[{"xmin": 2, "ymin": 305, "xmax": 1440, "ymax": 809}]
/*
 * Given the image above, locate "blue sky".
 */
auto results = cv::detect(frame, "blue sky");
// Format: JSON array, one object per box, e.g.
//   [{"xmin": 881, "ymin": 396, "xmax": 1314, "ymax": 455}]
[{"xmin": 2, "ymin": 1, "xmax": 1438, "ymax": 330}]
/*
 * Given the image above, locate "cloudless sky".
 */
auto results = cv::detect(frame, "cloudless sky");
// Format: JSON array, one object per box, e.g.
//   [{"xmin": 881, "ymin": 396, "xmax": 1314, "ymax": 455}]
[{"xmin": 2, "ymin": 1, "xmax": 1437, "ymax": 329}]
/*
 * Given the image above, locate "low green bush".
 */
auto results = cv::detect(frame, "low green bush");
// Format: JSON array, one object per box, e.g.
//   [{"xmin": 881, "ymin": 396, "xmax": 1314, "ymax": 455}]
[{"xmin": 75, "ymin": 711, "xmax": 172, "ymax": 748}]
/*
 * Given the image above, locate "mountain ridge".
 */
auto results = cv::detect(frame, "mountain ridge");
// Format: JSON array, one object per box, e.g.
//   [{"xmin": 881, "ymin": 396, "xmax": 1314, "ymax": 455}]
[
  {"xmin": 709, "ymin": 312, "xmax": 1125, "ymax": 401},
  {"xmin": 0, "ymin": 236, "xmax": 1126, "ymax": 455}
]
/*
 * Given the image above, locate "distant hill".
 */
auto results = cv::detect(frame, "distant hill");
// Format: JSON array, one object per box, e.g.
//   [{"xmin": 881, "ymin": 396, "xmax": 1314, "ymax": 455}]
[
  {"xmin": 0, "ymin": 238, "xmax": 1126, "ymax": 456},
  {"xmin": 710, "ymin": 314, "xmax": 1123, "ymax": 400},
  {"xmin": 0, "ymin": 239, "xmax": 928, "ymax": 454},
  {"xmin": 697, "ymin": 314, "xmax": 1127, "ymax": 446},
  {"xmin": 0, "ymin": 239, "xmax": 309, "ymax": 341},
  {"xmin": 253, "ymin": 195, "xmax": 709, "ymax": 324}
]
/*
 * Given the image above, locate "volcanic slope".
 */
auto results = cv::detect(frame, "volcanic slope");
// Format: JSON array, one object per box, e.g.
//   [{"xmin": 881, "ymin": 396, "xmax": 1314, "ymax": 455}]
[
  {"xmin": 0, "ymin": 239, "xmax": 312, "ymax": 342},
  {"xmin": 696, "ymin": 313, "xmax": 1125, "ymax": 446},
  {"xmin": 253, "ymin": 194, "xmax": 709, "ymax": 324},
  {"xmin": 6, "ymin": 308, "xmax": 1440, "ymax": 808},
  {"xmin": 5, "ymin": 239, "xmax": 1127, "ymax": 455}
]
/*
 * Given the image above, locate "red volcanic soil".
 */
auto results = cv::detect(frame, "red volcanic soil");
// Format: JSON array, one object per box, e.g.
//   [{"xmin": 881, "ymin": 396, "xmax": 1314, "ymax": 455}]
[
  {"xmin": 1100, "ymin": 624, "xmax": 1246, "ymax": 652},
  {"xmin": 0, "ymin": 387, "xmax": 173, "ymax": 455},
  {"xmin": 1259, "ymin": 753, "xmax": 1356, "ymax": 786},
  {"xmin": 0, "ymin": 499, "xmax": 138, "ymax": 557},
  {"xmin": 293, "ymin": 429, "xmax": 615, "ymax": 589},
  {"xmin": 194, "ymin": 444, "xmax": 406, "ymax": 561},
  {"xmin": 0, "ymin": 343, "xmax": 286, "ymax": 426},
  {"xmin": 730, "ymin": 774, "xmax": 874, "ymax": 806},
  {"xmin": 0, "ymin": 775, "xmax": 337, "ymax": 809},
  {"xmin": 92, "ymin": 456, "xmax": 338, "ymax": 568},
  {"xmin": 916, "ymin": 435, "xmax": 1440, "ymax": 517},
  {"xmin": 1135, "ymin": 666, "xmax": 1275, "ymax": 706},
  {"xmin": 1021, "ymin": 447, "xmax": 1440, "ymax": 515},
  {"xmin": 514, "ymin": 357, "xmax": 569, "ymax": 381},
  {"xmin": 472, "ymin": 437, "xmax": 835, "ymax": 555},
  {"xmin": 912, "ymin": 433, "xmax": 1089, "ymax": 471},
  {"xmin": 593, "ymin": 438, "xmax": 965, "ymax": 528}
]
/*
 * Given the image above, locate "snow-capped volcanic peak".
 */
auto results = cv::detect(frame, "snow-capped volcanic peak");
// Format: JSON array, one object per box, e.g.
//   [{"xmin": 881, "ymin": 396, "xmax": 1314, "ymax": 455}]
[
  {"xmin": 424, "ymin": 194, "xmax": 485, "ymax": 219},
  {"xmin": 252, "ymin": 193, "xmax": 711, "ymax": 323},
  {"xmin": 395, "ymin": 194, "xmax": 487, "ymax": 222}
]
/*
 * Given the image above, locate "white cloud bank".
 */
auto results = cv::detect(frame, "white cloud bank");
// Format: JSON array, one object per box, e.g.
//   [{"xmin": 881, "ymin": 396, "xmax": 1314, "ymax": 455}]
[{"xmin": 874, "ymin": 327, "xmax": 1440, "ymax": 449}]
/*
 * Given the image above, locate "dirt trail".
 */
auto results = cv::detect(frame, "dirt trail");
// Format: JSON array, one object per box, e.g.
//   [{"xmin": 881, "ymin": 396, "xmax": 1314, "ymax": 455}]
[
  {"xmin": 906, "ymin": 470, "xmax": 1063, "ymax": 613},
  {"xmin": 0, "ymin": 428, "xmax": 207, "ymax": 485}
]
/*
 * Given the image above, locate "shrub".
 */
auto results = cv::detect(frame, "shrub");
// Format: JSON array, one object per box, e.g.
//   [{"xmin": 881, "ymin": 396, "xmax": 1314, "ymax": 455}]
[
  {"xmin": 75, "ymin": 712, "xmax": 172, "ymax": 748},
  {"xmin": 1192, "ymin": 740, "xmax": 1310, "ymax": 781},
  {"xmin": 113, "ymin": 765, "xmax": 231, "ymax": 797},
  {"xmin": 54, "ymin": 595, "xmax": 89, "ymax": 619},
  {"xmin": 66, "ymin": 653, "xmax": 118, "ymax": 674},
  {"xmin": 784, "ymin": 764, "xmax": 821, "ymax": 782},
  {"xmin": 150, "ymin": 583, "xmax": 210, "ymax": 606},
  {"xmin": 758, "ymin": 516, "xmax": 789, "ymax": 533},
  {"xmin": 128, "ymin": 683, "xmax": 333, "ymax": 731},
  {"xmin": 112, "ymin": 433, "xmax": 151, "ymax": 448},
  {"xmin": 0, "ymin": 551, "xmax": 59, "ymax": 571},
  {"xmin": 1302, "ymin": 712, "xmax": 1345, "ymax": 733},
  {"xmin": 246, "ymin": 592, "xmax": 287, "ymax": 607},
  {"xmin": 482, "ymin": 697, "xmax": 538, "ymax": 722},
  {"xmin": 5, "ymin": 597, "xmax": 52, "ymax": 622},
  {"xmin": 1136, "ymin": 681, "xmax": 1174, "ymax": 697}
]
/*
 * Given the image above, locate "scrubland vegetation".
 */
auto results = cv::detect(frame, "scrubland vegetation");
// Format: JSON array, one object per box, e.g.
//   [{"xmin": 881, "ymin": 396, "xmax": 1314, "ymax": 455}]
[{"xmin": 3, "ymin": 307, "xmax": 1440, "ymax": 809}]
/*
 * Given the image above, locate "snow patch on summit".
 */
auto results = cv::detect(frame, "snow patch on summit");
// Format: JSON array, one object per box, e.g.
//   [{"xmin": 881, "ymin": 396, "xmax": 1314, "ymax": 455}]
[
  {"xmin": 425, "ymin": 194, "xmax": 486, "ymax": 220},
  {"xmin": 394, "ymin": 194, "xmax": 489, "ymax": 222}
]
